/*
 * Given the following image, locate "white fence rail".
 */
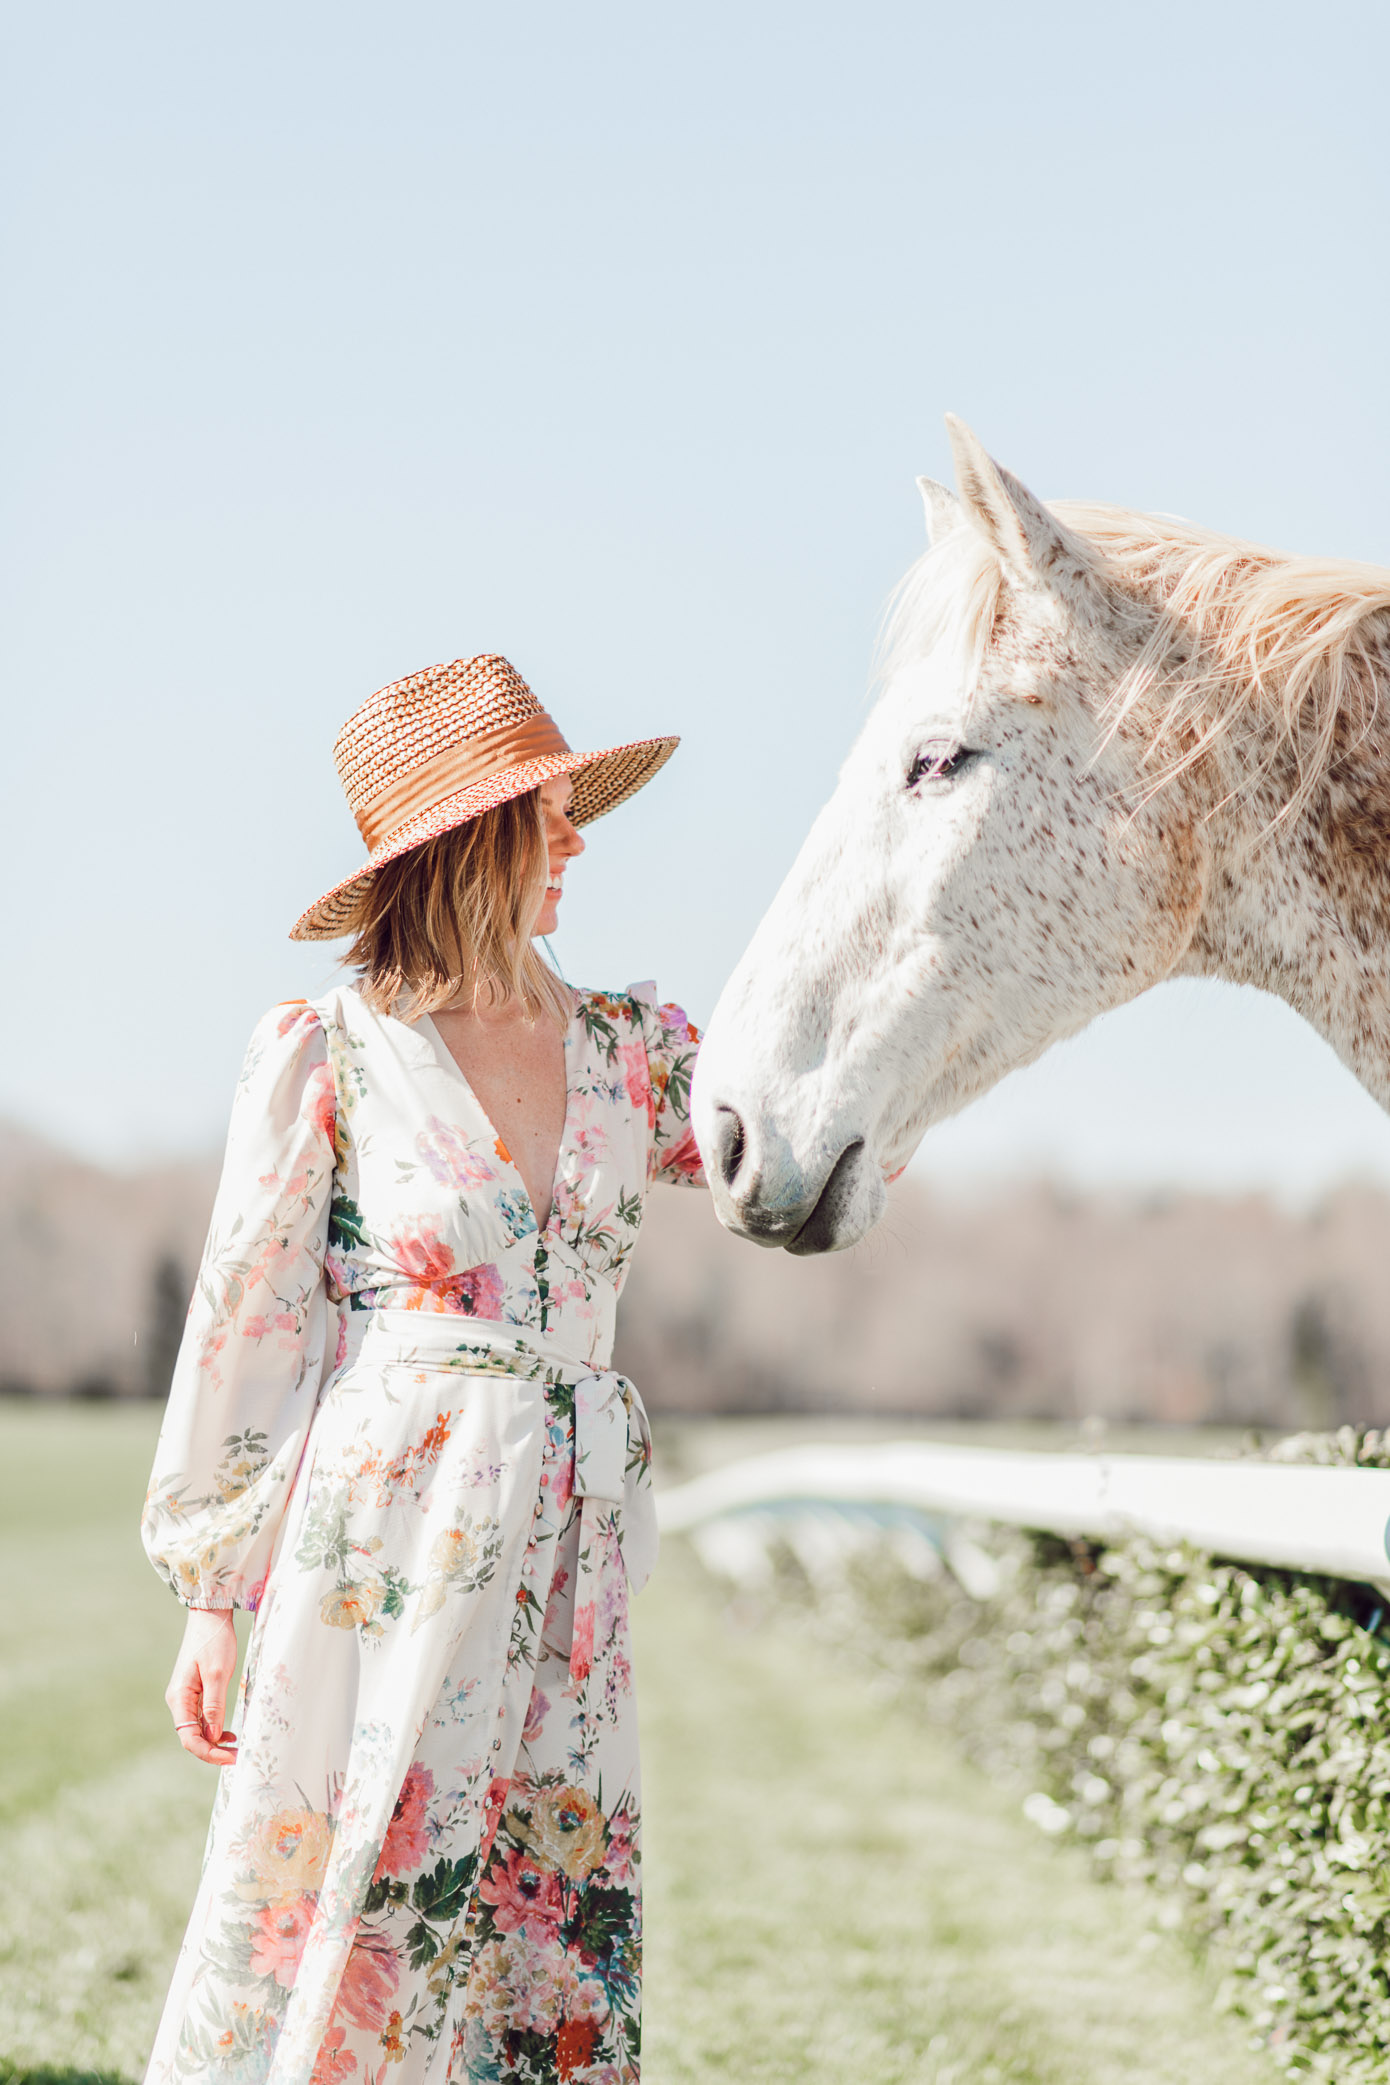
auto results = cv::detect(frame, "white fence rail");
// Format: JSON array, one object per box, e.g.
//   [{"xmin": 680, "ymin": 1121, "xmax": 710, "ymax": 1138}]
[{"xmin": 657, "ymin": 1442, "xmax": 1390, "ymax": 1592}]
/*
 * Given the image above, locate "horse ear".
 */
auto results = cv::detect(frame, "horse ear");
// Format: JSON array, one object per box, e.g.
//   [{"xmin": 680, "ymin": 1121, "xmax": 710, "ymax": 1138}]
[
  {"xmin": 917, "ymin": 475, "xmax": 963, "ymax": 548},
  {"xmin": 944, "ymin": 415, "xmax": 1082, "ymax": 584}
]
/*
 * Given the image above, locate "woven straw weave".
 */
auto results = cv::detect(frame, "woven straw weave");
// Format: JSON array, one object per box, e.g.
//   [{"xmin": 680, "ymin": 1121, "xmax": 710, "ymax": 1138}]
[
  {"xmin": 335, "ymin": 656, "xmax": 542, "ymax": 818},
  {"xmin": 290, "ymin": 654, "xmax": 678, "ymax": 941}
]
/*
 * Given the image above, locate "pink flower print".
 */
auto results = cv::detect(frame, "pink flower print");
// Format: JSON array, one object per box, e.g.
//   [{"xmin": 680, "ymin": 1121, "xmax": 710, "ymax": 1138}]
[
  {"xmin": 540, "ymin": 1561, "xmax": 572, "ymax": 1645},
  {"xmin": 615, "ymin": 1040, "xmax": 653, "ymax": 1124},
  {"xmin": 477, "ymin": 1846, "xmax": 565, "ymax": 1939},
  {"xmin": 569, "ymin": 1601, "xmax": 595, "ymax": 1684},
  {"xmin": 571, "ymin": 1121, "xmax": 611, "ymax": 1165},
  {"xmin": 248, "ymin": 1891, "xmax": 316, "ymax": 1988},
  {"xmin": 302, "ymin": 1062, "xmax": 336, "ymax": 1140},
  {"xmin": 657, "ymin": 1124, "xmax": 704, "ymax": 1182},
  {"xmin": 373, "ymin": 1763, "xmax": 435, "ymax": 1881},
  {"xmin": 518, "ymin": 1945, "xmax": 567, "ymax": 2036},
  {"xmin": 241, "ymin": 1315, "xmax": 272, "ymax": 1341},
  {"xmin": 566, "ymin": 1972, "xmax": 612, "ymax": 2026},
  {"xmin": 334, "ymin": 1928, "xmax": 400, "ymax": 2031},
  {"xmin": 197, "ymin": 1324, "xmax": 230, "ymax": 1385},
  {"xmin": 393, "ymin": 1220, "xmax": 506, "ymax": 1318},
  {"xmin": 415, "ymin": 1116, "xmax": 493, "ymax": 1191},
  {"xmin": 276, "ymin": 1002, "xmax": 311, "ymax": 1039},
  {"xmin": 310, "ymin": 2025, "xmax": 356, "ymax": 2085},
  {"xmin": 477, "ymin": 1773, "xmax": 512, "ymax": 1867},
  {"xmin": 450, "ymin": 1262, "xmax": 505, "ymax": 1319},
  {"xmin": 597, "ymin": 1554, "xmax": 625, "ymax": 1640},
  {"xmin": 657, "ymin": 1000, "xmax": 699, "ymax": 1045},
  {"xmin": 522, "ymin": 1688, "xmax": 550, "ymax": 1746},
  {"xmin": 394, "ymin": 1219, "xmax": 456, "ymax": 1292},
  {"xmin": 602, "ymin": 1807, "xmax": 637, "ymax": 1885},
  {"xmin": 549, "ymin": 1450, "xmax": 574, "ymax": 1513}
]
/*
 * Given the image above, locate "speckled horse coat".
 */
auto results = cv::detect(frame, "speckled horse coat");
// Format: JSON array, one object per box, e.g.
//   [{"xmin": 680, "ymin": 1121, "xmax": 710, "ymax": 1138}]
[{"xmin": 692, "ymin": 415, "xmax": 1390, "ymax": 1252}]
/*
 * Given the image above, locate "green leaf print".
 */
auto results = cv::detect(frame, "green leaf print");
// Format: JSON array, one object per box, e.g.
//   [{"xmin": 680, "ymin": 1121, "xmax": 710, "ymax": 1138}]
[
  {"xmin": 574, "ymin": 990, "xmax": 639, "ymax": 1064},
  {"xmin": 379, "ymin": 1564, "xmax": 415, "ymax": 1620},
  {"xmin": 329, "ymin": 1194, "xmax": 368, "ymax": 1253},
  {"xmin": 659, "ymin": 1043, "xmax": 695, "ymax": 1123},
  {"xmin": 325, "ymin": 1028, "xmax": 368, "ymax": 1114},
  {"xmin": 202, "ymin": 1918, "xmax": 260, "ymax": 1985},
  {"xmin": 403, "ymin": 1919, "xmax": 441, "ymax": 1970},
  {"xmin": 362, "ymin": 1872, "xmax": 410, "ymax": 1917},
  {"xmin": 510, "ymin": 2028, "xmax": 559, "ymax": 2082},
  {"xmin": 411, "ymin": 1852, "xmax": 479, "ymax": 1924},
  {"xmin": 294, "ymin": 1487, "xmax": 353, "ymax": 1574},
  {"xmin": 566, "ymin": 1883, "xmax": 634, "ymax": 1967},
  {"xmin": 212, "ymin": 1430, "xmax": 272, "ymax": 1505},
  {"xmin": 546, "ymin": 1375, "xmax": 576, "ymax": 1421}
]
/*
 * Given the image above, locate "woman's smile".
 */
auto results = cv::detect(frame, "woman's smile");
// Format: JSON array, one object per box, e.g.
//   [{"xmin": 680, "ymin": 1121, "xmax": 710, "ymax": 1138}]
[{"xmin": 536, "ymin": 776, "xmax": 584, "ymax": 934}]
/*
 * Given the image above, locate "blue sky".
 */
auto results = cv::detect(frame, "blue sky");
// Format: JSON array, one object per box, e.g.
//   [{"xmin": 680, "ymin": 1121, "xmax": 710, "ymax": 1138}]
[{"xmin": 6, "ymin": 0, "xmax": 1390, "ymax": 1197}]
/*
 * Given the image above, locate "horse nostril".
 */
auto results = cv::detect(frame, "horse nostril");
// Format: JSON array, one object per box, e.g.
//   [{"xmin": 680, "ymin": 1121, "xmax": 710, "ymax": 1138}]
[{"xmin": 713, "ymin": 1105, "xmax": 747, "ymax": 1190}]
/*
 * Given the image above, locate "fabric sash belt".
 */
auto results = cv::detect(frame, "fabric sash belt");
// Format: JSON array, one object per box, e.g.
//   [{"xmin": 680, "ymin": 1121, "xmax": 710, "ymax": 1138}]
[{"xmin": 336, "ymin": 1311, "xmax": 659, "ymax": 1685}]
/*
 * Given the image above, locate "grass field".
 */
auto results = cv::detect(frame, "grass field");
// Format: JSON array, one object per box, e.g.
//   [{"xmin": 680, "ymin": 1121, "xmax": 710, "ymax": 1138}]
[{"xmin": 3, "ymin": 1403, "xmax": 1278, "ymax": 2084}]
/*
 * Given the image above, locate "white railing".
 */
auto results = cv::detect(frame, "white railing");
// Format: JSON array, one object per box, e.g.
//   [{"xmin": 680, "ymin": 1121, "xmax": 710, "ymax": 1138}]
[{"xmin": 657, "ymin": 1442, "xmax": 1390, "ymax": 1592}]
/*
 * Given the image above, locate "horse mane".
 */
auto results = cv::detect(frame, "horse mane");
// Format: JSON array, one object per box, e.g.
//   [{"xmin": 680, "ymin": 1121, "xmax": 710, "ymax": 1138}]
[{"xmin": 881, "ymin": 500, "xmax": 1390, "ymax": 823}]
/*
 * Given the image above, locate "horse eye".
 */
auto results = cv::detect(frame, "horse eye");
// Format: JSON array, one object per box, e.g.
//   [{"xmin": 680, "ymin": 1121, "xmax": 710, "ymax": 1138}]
[{"xmin": 907, "ymin": 746, "xmax": 973, "ymax": 789}]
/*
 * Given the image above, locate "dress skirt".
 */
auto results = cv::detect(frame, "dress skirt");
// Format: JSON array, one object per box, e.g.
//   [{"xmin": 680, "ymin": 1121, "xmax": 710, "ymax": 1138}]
[{"xmin": 146, "ymin": 1312, "xmax": 653, "ymax": 2085}]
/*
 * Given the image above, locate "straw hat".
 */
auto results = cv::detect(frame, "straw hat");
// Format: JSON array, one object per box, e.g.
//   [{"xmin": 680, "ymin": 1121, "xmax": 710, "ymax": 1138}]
[{"xmin": 290, "ymin": 654, "xmax": 679, "ymax": 941}]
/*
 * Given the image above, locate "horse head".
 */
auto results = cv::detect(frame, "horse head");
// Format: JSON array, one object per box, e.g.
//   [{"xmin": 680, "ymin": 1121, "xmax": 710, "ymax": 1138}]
[{"xmin": 693, "ymin": 418, "xmax": 1214, "ymax": 1253}]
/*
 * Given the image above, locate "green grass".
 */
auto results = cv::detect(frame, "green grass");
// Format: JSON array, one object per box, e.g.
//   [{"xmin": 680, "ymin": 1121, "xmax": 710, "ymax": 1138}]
[{"xmin": 3, "ymin": 1404, "xmax": 1278, "ymax": 2083}]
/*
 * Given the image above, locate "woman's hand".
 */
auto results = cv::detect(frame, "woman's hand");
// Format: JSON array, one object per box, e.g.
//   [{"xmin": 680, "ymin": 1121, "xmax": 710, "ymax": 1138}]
[{"xmin": 165, "ymin": 1606, "xmax": 240, "ymax": 1766}]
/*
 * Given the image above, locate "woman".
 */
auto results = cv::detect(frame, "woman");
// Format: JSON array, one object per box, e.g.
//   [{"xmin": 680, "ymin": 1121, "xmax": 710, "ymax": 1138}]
[{"xmin": 142, "ymin": 653, "xmax": 705, "ymax": 2085}]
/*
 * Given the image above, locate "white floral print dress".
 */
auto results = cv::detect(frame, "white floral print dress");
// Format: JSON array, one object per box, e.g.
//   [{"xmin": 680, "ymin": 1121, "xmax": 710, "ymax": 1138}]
[{"xmin": 141, "ymin": 981, "xmax": 704, "ymax": 2085}]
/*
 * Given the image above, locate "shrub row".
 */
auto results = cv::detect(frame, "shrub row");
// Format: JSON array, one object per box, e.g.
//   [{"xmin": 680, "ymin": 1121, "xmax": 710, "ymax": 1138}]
[{"xmin": 751, "ymin": 1428, "xmax": 1390, "ymax": 2080}]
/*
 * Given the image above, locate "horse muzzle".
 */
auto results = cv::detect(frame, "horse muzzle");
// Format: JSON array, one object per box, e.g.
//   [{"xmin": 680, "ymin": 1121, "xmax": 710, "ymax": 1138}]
[{"xmin": 697, "ymin": 1099, "xmax": 885, "ymax": 1255}]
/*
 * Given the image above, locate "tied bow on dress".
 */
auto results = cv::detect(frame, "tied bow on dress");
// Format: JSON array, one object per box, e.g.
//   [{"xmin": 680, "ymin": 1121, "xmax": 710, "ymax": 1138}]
[{"xmin": 339, "ymin": 1308, "xmax": 660, "ymax": 1689}]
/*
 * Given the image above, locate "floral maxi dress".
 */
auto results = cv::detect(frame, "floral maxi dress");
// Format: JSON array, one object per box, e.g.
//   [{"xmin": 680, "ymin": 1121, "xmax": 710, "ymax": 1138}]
[{"xmin": 141, "ymin": 982, "xmax": 704, "ymax": 2085}]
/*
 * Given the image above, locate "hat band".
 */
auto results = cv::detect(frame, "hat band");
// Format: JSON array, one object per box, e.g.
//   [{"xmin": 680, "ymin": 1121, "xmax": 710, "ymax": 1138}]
[{"xmin": 355, "ymin": 712, "xmax": 573, "ymax": 850}]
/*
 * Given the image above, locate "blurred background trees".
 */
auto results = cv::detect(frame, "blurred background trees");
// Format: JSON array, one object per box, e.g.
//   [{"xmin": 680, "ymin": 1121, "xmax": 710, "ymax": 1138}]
[{"xmin": 8, "ymin": 1114, "xmax": 1387, "ymax": 1428}]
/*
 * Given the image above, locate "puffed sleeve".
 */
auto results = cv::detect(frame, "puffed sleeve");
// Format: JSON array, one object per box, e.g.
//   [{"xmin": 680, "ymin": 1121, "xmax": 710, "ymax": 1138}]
[
  {"xmin": 141, "ymin": 1001, "xmax": 338, "ymax": 1611},
  {"xmin": 629, "ymin": 983, "xmax": 706, "ymax": 1188}
]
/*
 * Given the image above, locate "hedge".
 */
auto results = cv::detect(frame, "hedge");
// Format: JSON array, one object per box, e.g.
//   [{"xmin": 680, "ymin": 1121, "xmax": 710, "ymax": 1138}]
[{"xmin": 750, "ymin": 1427, "xmax": 1390, "ymax": 2080}]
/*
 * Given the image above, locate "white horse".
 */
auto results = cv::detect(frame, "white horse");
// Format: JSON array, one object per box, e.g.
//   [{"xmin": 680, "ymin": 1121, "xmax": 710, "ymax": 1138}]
[{"xmin": 692, "ymin": 417, "xmax": 1390, "ymax": 1254}]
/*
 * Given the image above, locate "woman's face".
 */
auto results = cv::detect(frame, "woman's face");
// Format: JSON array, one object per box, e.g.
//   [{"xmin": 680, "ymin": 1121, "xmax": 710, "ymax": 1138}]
[{"xmin": 533, "ymin": 775, "xmax": 585, "ymax": 937}]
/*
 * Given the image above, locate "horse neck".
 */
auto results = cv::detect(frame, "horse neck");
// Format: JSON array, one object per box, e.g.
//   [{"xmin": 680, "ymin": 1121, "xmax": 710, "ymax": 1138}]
[{"xmin": 1177, "ymin": 642, "xmax": 1390, "ymax": 1110}]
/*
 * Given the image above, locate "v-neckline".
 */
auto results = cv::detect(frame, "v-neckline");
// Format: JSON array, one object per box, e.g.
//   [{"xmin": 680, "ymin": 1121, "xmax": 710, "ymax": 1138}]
[{"xmin": 413, "ymin": 992, "xmax": 579, "ymax": 1236}]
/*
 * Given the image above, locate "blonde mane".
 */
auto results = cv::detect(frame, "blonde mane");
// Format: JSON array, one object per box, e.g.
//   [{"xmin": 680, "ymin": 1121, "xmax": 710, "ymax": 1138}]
[{"xmin": 883, "ymin": 502, "xmax": 1390, "ymax": 823}]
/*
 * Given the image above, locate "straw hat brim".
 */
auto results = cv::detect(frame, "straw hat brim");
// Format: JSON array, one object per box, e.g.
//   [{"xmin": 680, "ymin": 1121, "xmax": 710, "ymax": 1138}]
[{"xmin": 290, "ymin": 733, "xmax": 679, "ymax": 942}]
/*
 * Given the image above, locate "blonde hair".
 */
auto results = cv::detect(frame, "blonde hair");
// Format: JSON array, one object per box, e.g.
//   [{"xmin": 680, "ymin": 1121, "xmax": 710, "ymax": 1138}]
[{"xmin": 344, "ymin": 788, "xmax": 571, "ymax": 1026}]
